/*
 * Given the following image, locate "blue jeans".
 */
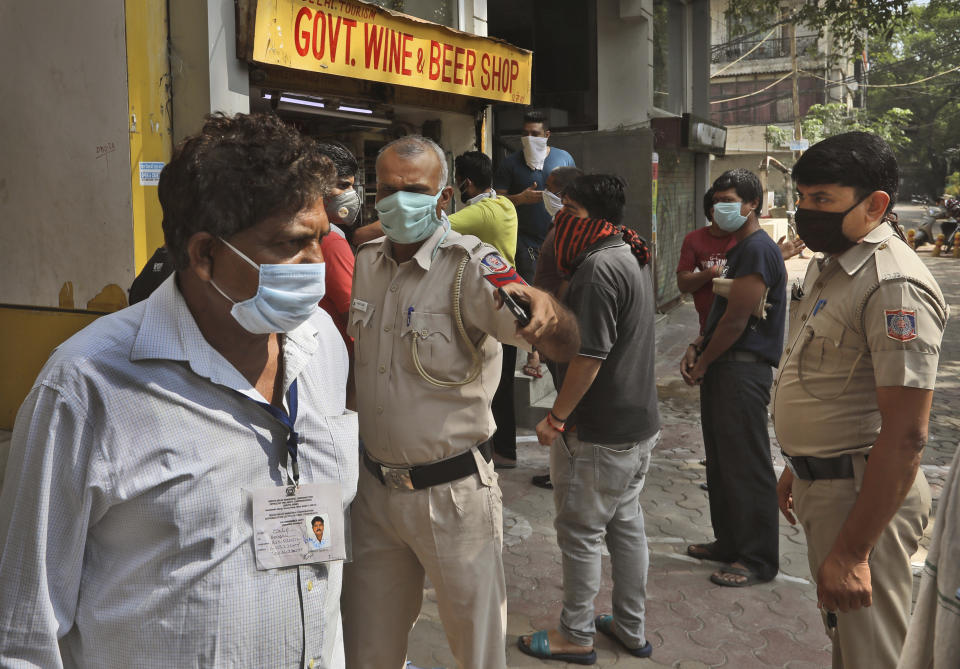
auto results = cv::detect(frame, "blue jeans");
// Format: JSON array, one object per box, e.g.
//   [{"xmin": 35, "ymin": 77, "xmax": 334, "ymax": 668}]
[{"xmin": 550, "ymin": 431, "xmax": 659, "ymax": 647}]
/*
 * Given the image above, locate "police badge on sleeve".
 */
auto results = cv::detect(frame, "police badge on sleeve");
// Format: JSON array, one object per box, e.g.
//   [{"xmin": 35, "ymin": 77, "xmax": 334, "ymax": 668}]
[
  {"xmin": 885, "ymin": 309, "xmax": 918, "ymax": 342},
  {"xmin": 479, "ymin": 252, "xmax": 526, "ymax": 288}
]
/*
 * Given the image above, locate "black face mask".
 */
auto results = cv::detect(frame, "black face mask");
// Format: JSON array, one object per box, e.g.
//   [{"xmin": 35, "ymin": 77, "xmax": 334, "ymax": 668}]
[
  {"xmin": 457, "ymin": 180, "xmax": 470, "ymax": 205},
  {"xmin": 795, "ymin": 196, "xmax": 869, "ymax": 255}
]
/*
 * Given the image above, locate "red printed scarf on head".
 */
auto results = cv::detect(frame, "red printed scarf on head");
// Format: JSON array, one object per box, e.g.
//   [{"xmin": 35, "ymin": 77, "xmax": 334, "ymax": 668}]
[{"xmin": 553, "ymin": 209, "xmax": 651, "ymax": 277}]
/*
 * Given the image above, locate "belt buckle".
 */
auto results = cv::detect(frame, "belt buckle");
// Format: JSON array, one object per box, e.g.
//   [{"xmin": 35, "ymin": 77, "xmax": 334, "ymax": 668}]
[{"xmin": 380, "ymin": 465, "xmax": 415, "ymax": 490}]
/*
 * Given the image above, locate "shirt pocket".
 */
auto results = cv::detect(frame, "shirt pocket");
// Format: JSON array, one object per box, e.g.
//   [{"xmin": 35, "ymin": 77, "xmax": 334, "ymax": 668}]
[
  {"xmin": 797, "ymin": 318, "xmax": 867, "ymax": 399},
  {"xmin": 400, "ymin": 311, "xmax": 453, "ymax": 378},
  {"xmin": 348, "ymin": 301, "xmax": 376, "ymax": 366}
]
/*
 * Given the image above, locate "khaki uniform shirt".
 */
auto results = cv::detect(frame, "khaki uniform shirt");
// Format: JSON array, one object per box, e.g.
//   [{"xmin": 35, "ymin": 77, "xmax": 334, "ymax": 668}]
[
  {"xmin": 350, "ymin": 224, "xmax": 531, "ymax": 467},
  {"xmin": 773, "ymin": 224, "xmax": 948, "ymax": 458}
]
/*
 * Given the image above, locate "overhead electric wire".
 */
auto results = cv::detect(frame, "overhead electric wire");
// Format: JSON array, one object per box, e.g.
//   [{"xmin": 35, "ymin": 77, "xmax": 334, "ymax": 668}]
[
  {"xmin": 801, "ymin": 63, "xmax": 960, "ymax": 88},
  {"xmin": 710, "ymin": 71, "xmax": 794, "ymax": 104}
]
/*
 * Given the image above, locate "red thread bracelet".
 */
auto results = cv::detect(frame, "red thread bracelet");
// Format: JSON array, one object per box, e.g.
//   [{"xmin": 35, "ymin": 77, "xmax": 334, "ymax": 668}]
[{"xmin": 546, "ymin": 413, "xmax": 566, "ymax": 432}]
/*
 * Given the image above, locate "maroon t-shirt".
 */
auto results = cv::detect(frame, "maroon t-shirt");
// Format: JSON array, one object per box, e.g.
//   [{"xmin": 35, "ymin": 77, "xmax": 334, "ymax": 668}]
[{"xmin": 676, "ymin": 226, "xmax": 737, "ymax": 334}]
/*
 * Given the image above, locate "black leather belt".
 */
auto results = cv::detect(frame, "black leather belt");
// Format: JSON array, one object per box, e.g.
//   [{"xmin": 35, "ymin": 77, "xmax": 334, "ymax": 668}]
[
  {"xmin": 715, "ymin": 349, "xmax": 765, "ymax": 363},
  {"xmin": 784, "ymin": 453, "xmax": 867, "ymax": 480},
  {"xmin": 363, "ymin": 441, "xmax": 493, "ymax": 490}
]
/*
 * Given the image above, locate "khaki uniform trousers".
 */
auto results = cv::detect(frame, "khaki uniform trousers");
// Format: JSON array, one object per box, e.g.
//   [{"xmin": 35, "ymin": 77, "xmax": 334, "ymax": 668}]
[
  {"xmin": 793, "ymin": 469, "xmax": 930, "ymax": 669},
  {"xmin": 342, "ymin": 465, "xmax": 507, "ymax": 669}
]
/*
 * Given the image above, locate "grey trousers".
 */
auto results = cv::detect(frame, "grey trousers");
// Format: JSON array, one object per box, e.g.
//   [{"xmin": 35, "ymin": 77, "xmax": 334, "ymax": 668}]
[{"xmin": 550, "ymin": 430, "xmax": 659, "ymax": 648}]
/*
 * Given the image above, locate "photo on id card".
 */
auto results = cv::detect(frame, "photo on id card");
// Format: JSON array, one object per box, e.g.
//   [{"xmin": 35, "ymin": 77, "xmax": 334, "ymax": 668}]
[{"xmin": 251, "ymin": 482, "xmax": 345, "ymax": 570}]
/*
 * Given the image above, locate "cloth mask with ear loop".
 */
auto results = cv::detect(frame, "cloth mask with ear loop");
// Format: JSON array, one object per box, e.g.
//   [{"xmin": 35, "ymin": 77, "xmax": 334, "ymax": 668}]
[
  {"xmin": 210, "ymin": 238, "xmax": 326, "ymax": 334},
  {"xmin": 794, "ymin": 195, "xmax": 872, "ymax": 255}
]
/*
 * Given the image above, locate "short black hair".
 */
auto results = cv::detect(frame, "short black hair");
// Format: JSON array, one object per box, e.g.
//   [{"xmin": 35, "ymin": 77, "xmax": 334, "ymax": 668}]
[
  {"xmin": 546, "ymin": 166, "xmax": 584, "ymax": 195},
  {"xmin": 565, "ymin": 174, "xmax": 627, "ymax": 224},
  {"xmin": 316, "ymin": 140, "xmax": 358, "ymax": 179},
  {"xmin": 711, "ymin": 168, "xmax": 763, "ymax": 216},
  {"xmin": 160, "ymin": 113, "xmax": 334, "ymax": 270},
  {"xmin": 703, "ymin": 187, "xmax": 715, "ymax": 221},
  {"xmin": 523, "ymin": 110, "xmax": 548, "ymax": 130},
  {"xmin": 454, "ymin": 151, "xmax": 493, "ymax": 191},
  {"xmin": 311, "ymin": 516, "xmax": 324, "ymax": 526},
  {"xmin": 792, "ymin": 131, "xmax": 899, "ymax": 215}
]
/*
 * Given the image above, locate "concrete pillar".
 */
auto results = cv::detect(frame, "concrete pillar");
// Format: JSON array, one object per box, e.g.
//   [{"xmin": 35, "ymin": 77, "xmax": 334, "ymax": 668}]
[
  {"xmin": 691, "ymin": 0, "xmax": 713, "ymax": 202},
  {"xmin": 169, "ymin": 0, "xmax": 250, "ymax": 144},
  {"xmin": 596, "ymin": 0, "xmax": 652, "ymax": 130}
]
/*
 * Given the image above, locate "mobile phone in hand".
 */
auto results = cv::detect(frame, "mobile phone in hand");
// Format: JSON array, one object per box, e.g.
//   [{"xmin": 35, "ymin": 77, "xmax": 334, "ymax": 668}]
[{"xmin": 498, "ymin": 287, "xmax": 531, "ymax": 327}]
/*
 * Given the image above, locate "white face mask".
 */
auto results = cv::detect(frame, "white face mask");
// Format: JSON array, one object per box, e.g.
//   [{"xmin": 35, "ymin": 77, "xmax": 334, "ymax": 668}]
[
  {"xmin": 467, "ymin": 189, "xmax": 496, "ymax": 206},
  {"xmin": 542, "ymin": 190, "xmax": 563, "ymax": 217},
  {"xmin": 521, "ymin": 136, "xmax": 549, "ymax": 170},
  {"xmin": 210, "ymin": 238, "xmax": 326, "ymax": 334}
]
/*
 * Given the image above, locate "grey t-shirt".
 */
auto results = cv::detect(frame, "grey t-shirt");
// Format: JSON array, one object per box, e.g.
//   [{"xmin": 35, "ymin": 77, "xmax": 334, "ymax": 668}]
[{"xmin": 558, "ymin": 236, "xmax": 661, "ymax": 444}]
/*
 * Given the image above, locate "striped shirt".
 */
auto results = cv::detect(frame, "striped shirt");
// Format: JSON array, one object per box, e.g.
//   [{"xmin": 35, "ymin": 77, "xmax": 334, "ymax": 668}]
[{"xmin": 0, "ymin": 276, "xmax": 358, "ymax": 668}]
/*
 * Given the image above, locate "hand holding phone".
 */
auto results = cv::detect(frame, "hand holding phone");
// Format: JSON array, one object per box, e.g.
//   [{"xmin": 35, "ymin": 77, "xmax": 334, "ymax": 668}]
[{"xmin": 498, "ymin": 287, "xmax": 531, "ymax": 327}]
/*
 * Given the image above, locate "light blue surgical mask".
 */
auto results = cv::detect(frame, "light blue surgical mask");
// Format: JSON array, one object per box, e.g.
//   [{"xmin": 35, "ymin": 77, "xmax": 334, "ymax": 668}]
[
  {"xmin": 375, "ymin": 190, "xmax": 444, "ymax": 244},
  {"xmin": 211, "ymin": 238, "xmax": 326, "ymax": 334},
  {"xmin": 712, "ymin": 201, "xmax": 749, "ymax": 232}
]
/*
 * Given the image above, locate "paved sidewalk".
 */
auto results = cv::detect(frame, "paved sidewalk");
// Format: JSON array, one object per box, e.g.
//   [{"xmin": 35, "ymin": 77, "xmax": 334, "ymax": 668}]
[{"xmin": 407, "ymin": 251, "xmax": 960, "ymax": 668}]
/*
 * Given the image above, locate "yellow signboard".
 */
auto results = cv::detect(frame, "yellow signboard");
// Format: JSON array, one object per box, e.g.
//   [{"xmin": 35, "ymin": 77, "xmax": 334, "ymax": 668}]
[{"xmin": 252, "ymin": 0, "xmax": 532, "ymax": 104}]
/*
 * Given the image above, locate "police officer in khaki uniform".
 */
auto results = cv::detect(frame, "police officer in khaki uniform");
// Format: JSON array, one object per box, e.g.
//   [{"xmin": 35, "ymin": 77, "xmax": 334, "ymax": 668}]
[
  {"xmin": 773, "ymin": 132, "xmax": 948, "ymax": 669},
  {"xmin": 341, "ymin": 135, "xmax": 579, "ymax": 669}
]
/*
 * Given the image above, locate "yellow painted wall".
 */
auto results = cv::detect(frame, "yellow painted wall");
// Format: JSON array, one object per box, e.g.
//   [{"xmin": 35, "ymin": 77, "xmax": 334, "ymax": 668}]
[
  {"xmin": 126, "ymin": 0, "xmax": 172, "ymax": 272},
  {"xmin": 0, "ymin": 307, "xmax": 105, "ymax": 429}
]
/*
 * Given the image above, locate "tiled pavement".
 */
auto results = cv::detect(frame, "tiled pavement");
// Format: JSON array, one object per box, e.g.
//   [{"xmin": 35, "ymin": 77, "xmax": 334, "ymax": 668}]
[{"xmin": 407, "ymin": 250, "xmax": 960, "ymax": 668}]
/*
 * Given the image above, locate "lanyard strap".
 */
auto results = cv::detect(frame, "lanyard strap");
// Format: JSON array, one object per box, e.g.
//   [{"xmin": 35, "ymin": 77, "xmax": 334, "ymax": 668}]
[{"xmin": 251, "ymin": 380, "xmax": 301, "ymax": 484}]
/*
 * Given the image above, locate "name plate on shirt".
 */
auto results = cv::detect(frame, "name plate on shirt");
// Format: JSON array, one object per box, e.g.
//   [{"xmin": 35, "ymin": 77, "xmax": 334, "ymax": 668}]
[{"xmin": 251, "ymin": 483, "xmax": 345, "ymax": 569}]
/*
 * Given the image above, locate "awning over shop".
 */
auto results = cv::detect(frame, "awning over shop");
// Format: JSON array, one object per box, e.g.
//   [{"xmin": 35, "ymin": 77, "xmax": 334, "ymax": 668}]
[{"xmin": 238, "ymin": 0, "xmax": 532, "ymax": 105}]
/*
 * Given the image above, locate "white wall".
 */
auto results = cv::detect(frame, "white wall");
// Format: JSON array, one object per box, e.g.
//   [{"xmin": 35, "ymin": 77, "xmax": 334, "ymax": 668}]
[
  {"xmin": 0, "ymin": 2, "xmax": 135, "ymax": 307},
  {"xmin": 596, "ymin": 0, "xmax": 653, "ymax": 130}
]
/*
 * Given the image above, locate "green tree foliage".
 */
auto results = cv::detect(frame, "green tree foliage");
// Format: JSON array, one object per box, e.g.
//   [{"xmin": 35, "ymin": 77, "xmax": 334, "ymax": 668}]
[
  {"xmin": 726, "ymin": 0, "xmax": 913, "ymax": 55},
  {"xmin": 765, "ymin": 103, "xmax": 913, "ymax": 152},
  {"xmin": 867, "ymin": 4, "xmax": 960, "ymax": 196},
  {"xmin": 945, "ymin": 172, "xmax": 960, "ymax": 198}
]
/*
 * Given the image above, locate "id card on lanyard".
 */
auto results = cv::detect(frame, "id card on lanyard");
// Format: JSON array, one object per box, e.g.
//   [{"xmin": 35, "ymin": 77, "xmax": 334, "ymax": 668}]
[{"xmin": 247, "ymin": 380, "xmax": 345, "ymax": 569}]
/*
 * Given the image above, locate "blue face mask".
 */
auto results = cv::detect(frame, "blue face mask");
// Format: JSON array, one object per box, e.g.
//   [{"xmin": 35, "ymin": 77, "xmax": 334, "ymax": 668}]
[
  {"xmin": 211, "ymin": 238, "xmax": 326, "ymax": 334},
  {"xmin": 375, "ymin": 190, "xmax": 444, "ymax": 244},
  {"xmin": 712, "ymin": 201, "xmax": 749, "ymax": 232}
]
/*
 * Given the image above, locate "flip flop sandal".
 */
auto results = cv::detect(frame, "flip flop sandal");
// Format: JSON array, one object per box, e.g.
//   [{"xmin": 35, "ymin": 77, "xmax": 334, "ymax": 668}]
[
  {"xmin": 686, "ymin": 542, "xmax": 733, "ymax": 562},
  {"xmin": 522, "ymin": 364, "xmax": 544, "ymax": 378},
  {"xmin": 710, "ymin": 565, "xmax": 769, "ymax": 588},
  {"xmin": 517, "ymin": 631, "xmax": 597, "ymax": 665},
  {"xmin": 531, "ymin": 473, "xmax": 553, "ymax": 489},
  {"xmin": 594, "ymin": 615, "xmax": 653, "ymax": 658}
]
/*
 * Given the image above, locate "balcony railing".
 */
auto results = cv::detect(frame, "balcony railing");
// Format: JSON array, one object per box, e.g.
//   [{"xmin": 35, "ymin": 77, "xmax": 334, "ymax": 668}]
[{"xmin": 711, "ymin": 35, "xmax": 819, "ymax": 64}]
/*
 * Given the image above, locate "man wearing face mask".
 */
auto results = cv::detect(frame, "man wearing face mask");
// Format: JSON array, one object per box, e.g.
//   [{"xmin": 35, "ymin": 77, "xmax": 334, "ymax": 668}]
[
  {"xmin": 681, "ymin": 168, "xmax": 786, "ymax": 589},
  {"xmin": 772, "ymin": 132, "xmax": 947, "ymax": 669},
  {"xmin": 0, "ymin": 113, "xmax": 357, "ymax": 668},
  {"xmin": 676, "ymin": 187, "xmax": 736, "ymax": 334},
  {"xmin": 316, "ymin": 141, "xmax": 361, "ymax": 350},
  {"xmin": 449, "ymin": 150, "xmax": 518, "ymax": 264},
  {"xmin": 342, "ymin": 135, "xmax": 579, "ymax": 669},
  {"xmin": 494, "ymin": 110, "xmax": 576, "ymax": 283}
]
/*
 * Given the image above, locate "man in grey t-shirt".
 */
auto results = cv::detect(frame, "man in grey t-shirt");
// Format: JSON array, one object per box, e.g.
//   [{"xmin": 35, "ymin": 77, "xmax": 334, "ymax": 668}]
[{"xmin": 518, "ymin": 175, "xmax": 660, "ymax": 664}]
